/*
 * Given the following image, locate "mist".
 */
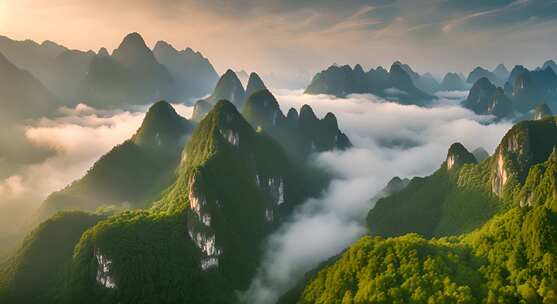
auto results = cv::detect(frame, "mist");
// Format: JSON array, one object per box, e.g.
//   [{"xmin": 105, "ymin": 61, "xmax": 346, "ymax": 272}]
[
  {"xmin": 0, "ymin": 103, "xmax": 193, "ymax": 237},
  {"xmin": 242, "ymin": 90, "xmax": 513, "ymax": 303}
]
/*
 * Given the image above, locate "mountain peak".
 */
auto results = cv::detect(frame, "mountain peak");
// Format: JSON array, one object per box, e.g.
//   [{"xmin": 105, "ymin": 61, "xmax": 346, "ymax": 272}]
[
  {"xmin": 245, "ymin": 72, "xmax": 267, "ymax": 98},
  {"xmin": 286, "ymin": 108, "xmax": 299, "ymax": 121},
  {"xmin": 299, "ymin": 104, "xmax": 317, "ymax": 121},
  {"xmin": 112, "ymin": 32, "xmax": 154, "ymax": 67},
  {"xmin": 446, "ymin": 143, "xmax": 477, "ymax": 170},
  {"xmin": 208, "ymin": 70, "xmax": 245, "ymax": 107},
  {"xmin": 493, "ymin": 63, "xmax": 509, "ymax": 74},
  {"xmin": 97, "ymin": 47, "xmax": 109, "ymax": 57},
  {"xmin": 132, "ymin": 101, "xmax": 191, "ymax": 148},
  {"xmin": 120, "ymin": 32, "xmax": 147, "ymax": 47},
  {"xmin": 242, "ymin": 89, "xmax": 284, "ymax": 130},
  {"xmin": 153, "ymin": 40, "xmax": 177, "ymax": 53}
]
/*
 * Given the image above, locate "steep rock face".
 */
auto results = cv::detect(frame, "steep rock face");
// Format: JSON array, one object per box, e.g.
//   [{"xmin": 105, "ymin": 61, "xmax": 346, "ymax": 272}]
[
  {"xmin": 151, "ymin": 100, "xmax": 319, "ymax": 290},
  {"xmin": 462, "ymin": 78, "xmax": 513, "ymax": 118},
  {"xmin": 512, "ymin": 67, "xmax": 557, "ymax": 113},
  {"xmin": 446, "ymin": 143, "xmax": 477, "ymax": 170},
  {"xmin": 38, "ymin": 101, "xmax": 193, "ymax": 219},
  {"xmin": 490, "ymin": 118, "xmax": 557, "ymax": 197},
  {"xmin": 533, "ymin": 104, "xmax": 553, "ymax": 120},
  {"xmin": 64, "ymin": 102, "xmax": 323, "ymax": 303},
  {"xmin": 504, "ymin": 65, "xmax": 529, "ymax": 94},
  {"xmin": 242, "ymin": 90, "xmax": 351, "ymax": 161},
  {"xmin": 191, "ymin": 99, "xmax": 213, "ymax": 122},
  {"xmin": 518, "ymin": 148, "xmax": 557, "ymax": 208},
  {"xmin": 153, "ymin": 40, "xmax": 219, "ymax": 101},
  {"xmin": 439, "ymin": 72, "xmax": 467, "ymax": 91}
]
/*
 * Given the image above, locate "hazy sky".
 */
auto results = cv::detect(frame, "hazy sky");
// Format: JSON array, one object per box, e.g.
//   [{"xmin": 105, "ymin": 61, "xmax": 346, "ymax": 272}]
[{"xmin": 1, "ymin": 0, "xmax": 557, "ymax": 76}]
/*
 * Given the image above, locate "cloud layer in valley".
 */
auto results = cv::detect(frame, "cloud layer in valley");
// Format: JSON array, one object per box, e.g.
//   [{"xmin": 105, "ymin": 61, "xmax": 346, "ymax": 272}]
[
  {"xmin": 0, "ymin": 103, "xmax": 193, "ymax": 235},
  {"xmin": 243, "ymin": 90, "xmax": 513, "ymax": 303}
]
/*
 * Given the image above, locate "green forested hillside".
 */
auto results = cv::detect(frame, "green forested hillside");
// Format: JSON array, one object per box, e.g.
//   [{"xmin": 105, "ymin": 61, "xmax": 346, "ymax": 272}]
[
  {"xmin": 0, "ymin": 99, "xmax": 332, "ymax": 304},
  {"xmin": 37, "ymin": 101, "xmax": 193, "ymax": 220},
  {"xmin": 0, "ymin": 211, "xmax": 104, "ymax": 304},
  {"xmin": 283, "ymin": 117, "xmax": 557, "ymax": 304}
]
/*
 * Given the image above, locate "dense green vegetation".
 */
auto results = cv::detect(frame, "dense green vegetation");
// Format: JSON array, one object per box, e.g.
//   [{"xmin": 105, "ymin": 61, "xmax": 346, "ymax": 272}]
[
  {"xmin": 0, "ymin": 99, "xmax": 334, "ymax": 304},
  {"xmin": 37, "ymin": 101, "xmax": 193, "ymax": 220},
  {"xmin": 284, "ymin": 203, "xmax": 557, "ymax": 303},
  {"xmin": 284, "ymin": 117, "xmax": 557, "ymax": 304},
  {"xmin": 0, "ymin": 211, "xmax": 104, "ymax": 304},
  {"xmin": 367, "ymin": 143, "xmax": 500, "ymax": 238}
]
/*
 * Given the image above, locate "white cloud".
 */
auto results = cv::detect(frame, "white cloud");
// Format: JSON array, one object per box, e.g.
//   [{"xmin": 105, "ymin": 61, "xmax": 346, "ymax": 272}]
[
  {"xmin": 243, "ymin": 89, "xmax": 513, "ymax": 303},
  {"xmin": 0, "ymin": 103, "xmax": 184, "ymax": 235}
]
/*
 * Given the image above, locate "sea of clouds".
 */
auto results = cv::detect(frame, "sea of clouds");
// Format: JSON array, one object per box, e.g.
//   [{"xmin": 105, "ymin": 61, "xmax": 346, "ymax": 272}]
[
  {"xmin": 0, "ymin": 103, "xmax": 193, "ymax": 235},
  {"xmin": 0, "ymin": 89, "xmax": 513, "ymax": 299},
  {"xmin": 242, "ymin": 89, "xmax": 513, "ymax": 303}
]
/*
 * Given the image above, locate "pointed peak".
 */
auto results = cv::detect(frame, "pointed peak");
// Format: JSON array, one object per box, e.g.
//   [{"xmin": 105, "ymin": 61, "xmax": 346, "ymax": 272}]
[
  {"xmin": 120, "ymin": 32, "xmax": 147, "ymax": 47},
  {"xmin": 146, "ymin": 100, "xmax": 176, "ymax": 116},
  {"xmin": 323, "ymin": 112, "xmax": 339, "ymax": 129},
  {"xmin": 299, "ymin": 104, "xmax": 317, "ymax": 121},
  {"xmin": 153, "ymin": 40, "xmax": 176, "ymax": 52},
  {"xmin": 287, "ymin": 108, "xmax": 299, "ymax": 121},
  {"xmin": 446, "ymin": 143, "xmax": 477, "ymax": 170},
  {"xmin": 389, "ymin": 62, "xmax": 406, "ymax": 74},
  {"xmin": 245, "ymin": 72, "xmax": 267, "ymax": 97},
  {"xmin": 493, "ymin": 63, "xmax": 508, "ymax": 72},
  {"xmin": 223, "ymin": 69, "xmax": 238, "ymax": 77},
  {"xmin": 354, "ymin": 64, "xmax": 365, "ymax": 74},
  {"xmin": 132, "ymin": 101, "xmax": 190, "ymax": 147},
  {"xmin": 98, "ymin": 47, "xmax": 109, "ymax": 57},
  {"xmin": 474, "ymin": 77, "xmax": 494, "ymax": 87}
]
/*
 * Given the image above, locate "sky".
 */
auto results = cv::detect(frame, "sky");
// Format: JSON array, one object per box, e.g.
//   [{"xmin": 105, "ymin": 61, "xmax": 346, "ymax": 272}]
[{"xmin": 1, "ymin": 0, "xmax": 556, "ymax": 78}]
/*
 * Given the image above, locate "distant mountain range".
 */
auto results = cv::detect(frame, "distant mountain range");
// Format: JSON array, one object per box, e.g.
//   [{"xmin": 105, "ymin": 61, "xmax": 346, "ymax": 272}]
[
  {"xmin": 463, "ymin": 63, "xmax": 557, "ymax": 119},
  {"xmin": 304, "ymin": 62, "xmax": 436, "ymax": 106},
  {"xmin": 0, "ymin": 32, "xmax": 219, "ymax": 109}
]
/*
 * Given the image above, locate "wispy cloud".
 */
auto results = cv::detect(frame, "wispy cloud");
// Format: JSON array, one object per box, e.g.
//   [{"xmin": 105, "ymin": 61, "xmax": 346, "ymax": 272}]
[{"xmin": 442, "ymin": 0, "xmax": 531, "ymax": 32}]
